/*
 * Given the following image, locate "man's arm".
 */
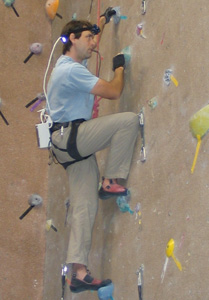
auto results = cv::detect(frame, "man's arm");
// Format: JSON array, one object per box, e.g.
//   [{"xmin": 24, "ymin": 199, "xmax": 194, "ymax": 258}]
[
  {"xmin": 96, "ymin": 7, "xmax": 116, "ymax": 42},
  {"xmin": 91, "ymin": 66, "xmax": 124, "ymax": 100},
  {"xmin": 98, "ymin": 16, "xmax": 106, "ymax": 40},
  {"xmin": 92, "ymin": 9, "xmax": 125, "ymax": 100},
  {"xmin": 92, "ymin": 16, "xmax": 106, "ymax": 50}
]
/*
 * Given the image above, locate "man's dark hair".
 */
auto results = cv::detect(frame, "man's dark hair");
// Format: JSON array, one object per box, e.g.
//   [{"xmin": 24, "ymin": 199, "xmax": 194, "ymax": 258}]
[{"xmin": 61, "ymin": 20, "xmax": 93, "ymax": 54}]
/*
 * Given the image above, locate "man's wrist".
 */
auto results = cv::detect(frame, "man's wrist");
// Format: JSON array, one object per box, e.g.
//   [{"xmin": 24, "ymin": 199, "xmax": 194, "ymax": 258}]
[
  {"xmin": 114, "ymin": 66, "xmax": 124, "ymax": 72},
  {"xmin": 114, "ymin": 66, "xmax": 125, "ymax": 73},
  {"xmin": 99, "ymin": 16, "xmax": 106, "ymax": 27}
]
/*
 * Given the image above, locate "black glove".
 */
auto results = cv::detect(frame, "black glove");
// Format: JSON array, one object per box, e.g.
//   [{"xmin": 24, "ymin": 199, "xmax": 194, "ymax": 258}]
[
  {"xmin": 100, "ymin": 7, "xmax": 116, "ymax": 24},
  {"xmin": 112, "ymin": 54, "xmax": 125, "ymax": 71}
]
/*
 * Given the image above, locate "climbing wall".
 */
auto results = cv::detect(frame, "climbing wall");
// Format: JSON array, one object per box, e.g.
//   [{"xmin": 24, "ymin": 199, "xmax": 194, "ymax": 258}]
[
  {"xmin": 45, "ymin": 0, "xmax": 209, "ymax": 299},
  {"xmin": 1, "ymin": 0, "xmax": 209, "ymax": 300},
  {"xmin": 0, "ymin": 1, "xmax": 51, "ymax": 299}
]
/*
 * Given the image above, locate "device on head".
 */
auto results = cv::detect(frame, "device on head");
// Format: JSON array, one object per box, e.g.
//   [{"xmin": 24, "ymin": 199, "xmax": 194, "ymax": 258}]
[{"xmin": 61, "ymin": 24, "xmax": 100, "ymax": 44}]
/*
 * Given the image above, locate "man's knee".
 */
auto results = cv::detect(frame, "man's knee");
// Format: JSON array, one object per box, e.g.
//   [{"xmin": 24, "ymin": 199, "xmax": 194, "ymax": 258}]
[{"xmin": 122, "ymin": 112, "xmax": 139, "ymax": 128}]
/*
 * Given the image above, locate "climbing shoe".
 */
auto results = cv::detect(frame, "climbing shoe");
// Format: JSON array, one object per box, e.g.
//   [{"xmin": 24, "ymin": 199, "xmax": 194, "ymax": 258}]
[
  {"xmin": 99, "ymin": 178, "xmax": 129, "ymax": 200},
  {"xmin": 70, "ymin": 273, "xmax": 112, "ymax": 293}
]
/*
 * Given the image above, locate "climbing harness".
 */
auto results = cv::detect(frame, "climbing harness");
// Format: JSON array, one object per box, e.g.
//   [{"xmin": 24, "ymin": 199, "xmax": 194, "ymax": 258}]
[{"xmin": 50, "ymin": 119, "xmax": 92, "ymax": 169}]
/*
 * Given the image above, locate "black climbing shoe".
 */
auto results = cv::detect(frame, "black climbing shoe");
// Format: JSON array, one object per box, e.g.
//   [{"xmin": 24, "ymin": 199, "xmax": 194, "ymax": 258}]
[
  {"xmin": 70, "ymin": 273, "xmax": 112, "ymax": 293},
  {"xmin": 98, "ymin": 178, "xmax": 129, "ymax": 200},
  {"xmin": 99, "ymin": 187, "xmax": 129, "ymax": 200}
]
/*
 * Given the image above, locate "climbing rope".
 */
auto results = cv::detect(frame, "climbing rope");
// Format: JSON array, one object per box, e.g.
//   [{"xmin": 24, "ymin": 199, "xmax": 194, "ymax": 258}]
[{"xmin": 93, "ymin": 0, "xmax": 102, "ymax": 118}]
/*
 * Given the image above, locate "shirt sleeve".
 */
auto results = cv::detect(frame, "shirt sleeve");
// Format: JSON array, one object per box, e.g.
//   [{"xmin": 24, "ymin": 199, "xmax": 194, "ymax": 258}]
[{"xmin": 69, "ymin": 62, "xmax": 99, "ymax": 93}]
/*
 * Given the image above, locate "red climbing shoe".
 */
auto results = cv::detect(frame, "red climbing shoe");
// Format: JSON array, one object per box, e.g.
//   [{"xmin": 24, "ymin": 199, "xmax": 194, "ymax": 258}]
[
  {"xmin": 99, "ymin": 178, "xmax": 128, "ymax": 200},
  {"xmin": 70, "ymin": 272, "xmax": 112, "ymax": 293}
]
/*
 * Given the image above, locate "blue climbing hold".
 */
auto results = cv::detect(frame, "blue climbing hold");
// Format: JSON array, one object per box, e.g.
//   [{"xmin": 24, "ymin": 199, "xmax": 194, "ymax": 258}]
[
  {"xmin": 3, "ymin": 0, "xmax": 15, "ymax": 7},
  {"xmin": 121, "ymin": 46, "xmax": 131, "ymax": 67},
  {"xmin": 98, "ymin": 283, "xmax": 114, "ymax": 300},
  {"xmin": 116, "ymin": 190, "xmax": 134, "ymax": 214}
]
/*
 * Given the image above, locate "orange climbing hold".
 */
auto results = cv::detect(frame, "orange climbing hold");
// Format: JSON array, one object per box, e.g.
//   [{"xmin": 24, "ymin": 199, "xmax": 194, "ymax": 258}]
[{"xmin": 45, "ymin": 0, "xmax": 59, "ymax": 20}]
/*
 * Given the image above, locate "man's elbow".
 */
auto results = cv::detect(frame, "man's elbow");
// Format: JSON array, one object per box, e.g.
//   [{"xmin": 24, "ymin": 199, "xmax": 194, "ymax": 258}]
[
  {"xmin": 98, "ymin": 88, "xmax": 122, "ymax": 100},
  {"xmin": 110, "ymin": 91, "xmax": 121, "ymax": 100},
  {"xmin": 109, "ymin": 88, "xmax": 123, "ymax": 100},
  {"xmin": 91, "ymin": 79, "xmax": 123, "ymax": 100}
]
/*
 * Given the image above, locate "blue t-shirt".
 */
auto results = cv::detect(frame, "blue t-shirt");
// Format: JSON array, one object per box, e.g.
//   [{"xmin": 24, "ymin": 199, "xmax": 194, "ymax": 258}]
[{"xmin": 47, "ymin": 55, "xmax": 99, "ymax": 122}]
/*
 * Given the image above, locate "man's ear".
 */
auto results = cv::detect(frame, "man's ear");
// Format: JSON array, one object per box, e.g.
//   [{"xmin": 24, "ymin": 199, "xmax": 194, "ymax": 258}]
[{"xmin": 69, "ymin": 33, "xmax": 76, "ymax": 44}]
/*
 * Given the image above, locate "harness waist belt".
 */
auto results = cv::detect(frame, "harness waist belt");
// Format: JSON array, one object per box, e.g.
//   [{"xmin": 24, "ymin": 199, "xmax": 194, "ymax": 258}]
[{"xmin": 50, "ymin": 119, "xmax": 86, "ymax": 133}]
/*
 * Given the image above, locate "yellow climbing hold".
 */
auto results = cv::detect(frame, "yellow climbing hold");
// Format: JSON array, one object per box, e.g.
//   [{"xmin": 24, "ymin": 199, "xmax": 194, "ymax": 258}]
[
  {"xmin": 166, "ymin": 239, "xmax": 182, "ymax": 271},
  {"xmin": 190, "ymin": 104, "xmax": 209, "ymax": 173},
  {"xmin": 170, "ymin": 74, "xmax": 179, "ymax": 87}
]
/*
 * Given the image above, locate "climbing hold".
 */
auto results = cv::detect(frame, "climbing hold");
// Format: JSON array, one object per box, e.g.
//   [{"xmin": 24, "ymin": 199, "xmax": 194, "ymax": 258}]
[
  {"xmin": 45, "ymin": 0, "xmax": 62, "ymax": 20},
  {"xmin": 120, "ymin": 15, "xmax": 127, "ymax": 20},
  {"xmin": 135, "ymin": 203, "xmax": 142, "ymax": 230},
  {"xmin": 170, "ymin": 74, "xmax": 178, "ymax": 87},
  {"xmin": 0, "ymin": 97, "xmax": 9, "ymax": 125},
  {"xmin": 121, "ymin": 46, "xmax": 131, "ymax": 68},
  {"xmin": 25, "ymin": 92, "xmax": 46, "ymax": 110},
  {"xmin": 190, "ymin": 104, "xmax": 209, "ymax": 140},
  {"xmin": 190, "ymin": 134, "xmax": 201, "ymax": 174},
  {"xmin": 23, "ymin": 43, "xmax": 43, "ymax": 64},
  {"xmin": 46, "ymin": 219, "xmax": 58, "ymax": 232},
  {"xmin": 112, "ymin": 6, "xmax": 121, "ymax": 24},
  {"xmin": 98, "ymin": 283, "xmax": 114, "ymax": 300},
  {"xmin": 190, "ymin": 104, "xmax": 209, "ymax": 173},
  {"xmin": 148, "ymin": 96, "xmax": 158, "ymax": 109},
  {"xmin": 136, "ymin": 23, "xmax": 146, "ymax": 38},
  {"xmin": 166, "ymin": 239, "xmax": 182, "ymax": 271},
  {"xmin": 112, "ymin": 6, "xmax": 127, "ymax": 24},
  {"xmin": 19, "ymin": 194, "xmax": 43, "ymax": 220},
  {"xmin": 72, "ymin": 12, "xmax": 77, "ymax": 20},
  {"xmin": 30, "ymin": 93, "xmax": 46, "ymax": 112},
  {"xmin": 3, "ymin": 0, "xmax": 19, "ymax": 17},
  {"xmin": 163, "ymin": 69, "xmax": 178, "ymax": 87},
  {"xmin": 116, "ymin": 190, "xmax": 134, "ymax": 214},
  {"xmin": 136, "ymin": 23, "xmax": 143, "ymax": 35}
]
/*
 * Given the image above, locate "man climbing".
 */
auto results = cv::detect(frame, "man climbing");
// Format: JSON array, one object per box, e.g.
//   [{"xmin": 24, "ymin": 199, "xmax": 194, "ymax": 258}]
[{"xmin": 47, "ymin": 7, "xmax": 139, "ymax": 293}]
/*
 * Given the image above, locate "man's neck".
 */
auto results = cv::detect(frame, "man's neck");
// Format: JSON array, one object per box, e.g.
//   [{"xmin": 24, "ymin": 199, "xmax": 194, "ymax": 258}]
[{"xmin": 65, "ymin": 50, "xmax": 82, "ymax": 63}]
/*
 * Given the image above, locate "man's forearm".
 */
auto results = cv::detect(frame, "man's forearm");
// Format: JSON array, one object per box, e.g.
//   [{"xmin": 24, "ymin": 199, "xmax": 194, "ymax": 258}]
[
  {"xmin": 110, "ymin": 67, "xmax": 124, "ymax": 98},
  {"xmin": 91, "ymin": 66, "xmax": 124, "ymax": 100},
  {"xmin": 98, "ymin": 16, "xmax": 106, "ymax": 41}
]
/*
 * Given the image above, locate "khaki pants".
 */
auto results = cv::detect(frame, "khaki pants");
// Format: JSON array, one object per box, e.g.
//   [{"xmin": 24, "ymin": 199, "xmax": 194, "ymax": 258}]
[{"xmin": 51, "ymin": 112, "xmax": 139, "ymax": 266}]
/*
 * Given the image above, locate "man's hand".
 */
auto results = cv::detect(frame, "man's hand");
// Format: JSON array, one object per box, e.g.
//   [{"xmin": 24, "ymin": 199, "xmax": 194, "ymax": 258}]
[
  {"xmin": 100, "ymin": 7, "xmax": 116, "ymax": 24},
  {"xmin": 112, "ymin": 54, "xmax": 125, "ymax": 71}
]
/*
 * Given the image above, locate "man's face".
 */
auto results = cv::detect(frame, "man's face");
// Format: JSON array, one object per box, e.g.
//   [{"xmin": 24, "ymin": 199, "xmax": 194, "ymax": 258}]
[{"xmin": 74, "ymin": 30, "xmax": 97, "ymax": 61}]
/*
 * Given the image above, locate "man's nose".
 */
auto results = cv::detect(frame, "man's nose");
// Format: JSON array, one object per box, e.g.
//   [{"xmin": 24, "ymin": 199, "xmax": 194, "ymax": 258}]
[{"xmin": 91, "ymin": 39, "xmax": 97, "ymax": 49}]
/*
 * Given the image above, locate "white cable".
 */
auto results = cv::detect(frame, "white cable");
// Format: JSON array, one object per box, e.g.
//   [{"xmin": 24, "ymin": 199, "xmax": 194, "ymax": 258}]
[{"xmin": 42, "ymin": 36, "xmax": 61, "ymax": 126}]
